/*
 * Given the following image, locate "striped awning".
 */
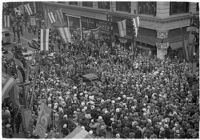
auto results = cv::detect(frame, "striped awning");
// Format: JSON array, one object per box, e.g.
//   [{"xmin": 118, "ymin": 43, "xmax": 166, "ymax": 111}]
[{"xmin": 65, "ymin": 126, "xmax": 93, "ymax": 138}]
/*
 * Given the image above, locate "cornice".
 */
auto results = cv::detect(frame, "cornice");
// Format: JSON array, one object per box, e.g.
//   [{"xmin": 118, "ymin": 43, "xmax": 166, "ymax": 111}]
[{"xmin": 44, "ymin": 2, "xmax": 193, "ymax": 24}]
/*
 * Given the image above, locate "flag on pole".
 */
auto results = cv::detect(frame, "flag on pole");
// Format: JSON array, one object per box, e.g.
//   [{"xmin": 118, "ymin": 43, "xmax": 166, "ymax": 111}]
[
  {"xmin": 117, "ymin": 19, "xmax": 126, "ymax": 37},
  {"xmin": 40, "ymin": 29, "xmax": 50, "ymax": 51},
  {"xmin": 56, "ymin": 9, "xmax": 64, "ymax": 25},
  {"xmin": 58, "ymin": 27, "xmax": 72, "ymax": 43},
  {"xmin": 132, "ymin": 16, "xmax": 140, "ymax": 37},
  {"xmin": 3, "ymin": 15, "xmax": 10, "ymax": 28},
  {"xmin": 24, "ymin": 4, "xmax": 33, "ymax": 15},
  {"xmin": 48, "ymin": 11, "xmax": 56, "ymax": 24}
]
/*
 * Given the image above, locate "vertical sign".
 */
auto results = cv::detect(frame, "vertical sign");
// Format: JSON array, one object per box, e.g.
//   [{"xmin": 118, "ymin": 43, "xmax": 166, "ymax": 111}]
[{"xmin": 35, "ymin": 103, "xmax": 51, "ymax": 138}]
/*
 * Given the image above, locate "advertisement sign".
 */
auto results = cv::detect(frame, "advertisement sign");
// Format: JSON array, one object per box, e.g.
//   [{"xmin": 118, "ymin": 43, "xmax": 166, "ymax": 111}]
[{"xmin": 35, "ymin": 103, "xmax": 51, "ymax": 138}]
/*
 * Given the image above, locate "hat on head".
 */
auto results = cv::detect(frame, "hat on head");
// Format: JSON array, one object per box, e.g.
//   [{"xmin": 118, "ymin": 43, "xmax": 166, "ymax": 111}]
[{"xmin": 63, "ymin": 124, "xmax": 67, "ymax": 128}]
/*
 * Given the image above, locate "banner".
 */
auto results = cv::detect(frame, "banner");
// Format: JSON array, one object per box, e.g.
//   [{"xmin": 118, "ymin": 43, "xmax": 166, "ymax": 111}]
[
  {"xmin": 24, "ymin": 4, "xmax": 33, "ymax": 15},
  {"xmin": 117, "ymin": 19, "xmax": 126, "ymax": 37},
  {"xmin": 35, "ymin": 103, "xmax": 51, "ymax": 138},
  {"xmin": 58, "ymin": 27, "xmax": 72, "ymax": 43},
  {"xmin": 40, "ymin": 29, "xmax": 50, "ymax": 51},
  {"xmin": 3, "ymin": 15, "xmax": 10, "ymax": 28},
  {"xmin": 132, "ymin": 16, "xmax": 140, "ymax": 37},
  {"xmin": 48, "ymin": 11, "xmax": 56, "ymax": 24},
  {"xmin": 56, "ymin": 9, "xmax": 64, "ymax": 25}
]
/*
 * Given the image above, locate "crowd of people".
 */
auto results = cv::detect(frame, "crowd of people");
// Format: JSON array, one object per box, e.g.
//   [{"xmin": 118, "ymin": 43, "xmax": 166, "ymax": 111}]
[{"xmin": 2, "ymin": 8, "xmax": 199, "ymax": 138}]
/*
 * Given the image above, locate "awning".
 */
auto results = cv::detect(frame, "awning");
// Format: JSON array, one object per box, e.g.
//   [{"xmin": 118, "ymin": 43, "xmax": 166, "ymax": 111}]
[{"xmin": 65, "ymin": 126, "xmax": 93, "ymax": 138}]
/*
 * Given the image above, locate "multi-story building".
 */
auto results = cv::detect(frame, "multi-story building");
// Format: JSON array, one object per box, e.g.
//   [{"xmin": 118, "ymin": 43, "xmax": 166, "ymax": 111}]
[{"xmin": 42, "ymin": 2, "xmax": 199, "ymax": 58}]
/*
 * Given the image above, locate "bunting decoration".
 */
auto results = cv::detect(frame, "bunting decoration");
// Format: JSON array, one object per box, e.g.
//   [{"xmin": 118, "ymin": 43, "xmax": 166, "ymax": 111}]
[
  {"xmin": 3, "ymin": 15, "xmax": 10, "ymax": 28},
  {"xmin": 117, "ymin": 20, "xmax": 126, "ymax": 37},
  {"xmin": 56, "ymin": 9, "xmax": 64, "ymax": 25},
  {"xmin": 40, "ymin": 29, "xmax": 50, "ymax": 51},
  {"xmin": 48, "ymin": 11, "xmax": 56, "ymax": 24},
  {"xmin": 24, "ymin": 4, "xmax": 33, "ymax": 15},
  {"xmin": 132, "ymin": 16, "xmax": 140, "ymax": 37},
  {"xmin": 58, "ymin": 27, "xmax": 72, "ymax": 43}
]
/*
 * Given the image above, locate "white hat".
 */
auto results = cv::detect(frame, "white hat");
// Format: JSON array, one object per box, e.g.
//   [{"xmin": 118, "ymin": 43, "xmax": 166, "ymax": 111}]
[
  {"xmin": 122, "ymin": 95, "xmax": 126, "ymax": 98},
  {"xmin": 73, "ymin": 86, "xmax": 77, "ymax": 89},
  {"xmin": 48, "ymin": 104, "xmax": 52, "ymax": 108},
  {"xmin": 84, "ymin": 106, "xmax": 87, "ymax": 110},
  {"xmin": 111, "ymin": 100, "xmax": 115, "ymax": 104},
  {"xmin": 116, "ymin": 133, "xmax": 120, "ymax": 138},
  {"xmin": 98, "ymin": 116, "xmax": 103, "ymax": 120},
  {"xmin": 101, "ymin": 99, "xmax": 104, "ymax": 103},
  {"xmin": 81, "ymin": 102, "xmax": 85, "ymax": 106},
  {"xmin": 89, "ymin": 130, "xmax": 93, "ymax": 135},
  {"xmin": 117, "ymin": 97, "xmax": 121, "ymax": 100},
  {"xmin": 116, "ymin": 108, "xmax": 120, "ymax": 112},
  {"xmin": 80, "ymin": 92, "xmax": 83, "ymax": 96},
  {"xmin": 63, "ymin": 124, "xmax": 67, "ymax": 128},
  {"xmin": 63, "ymin": 114, "xmax": 68, "ymax": 119},
  {"xmin": 81, "ymin": 126, "xmax": 85, "ymax": 130}
]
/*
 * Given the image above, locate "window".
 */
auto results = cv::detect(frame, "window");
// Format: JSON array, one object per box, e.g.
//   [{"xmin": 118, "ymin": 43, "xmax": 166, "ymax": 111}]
[
  {"xmin": 138, "ymin": 2, "xmax": 156, "ymax": 16},
  {"xmin": 82, "ymin": 2, "xmax": 93, "ymax": 7},
  {"xmin": 196, "ymin": 3, "xmax": 199, "ymax": 11},
  {"xmin": 69, "ymin": 2, "xmax": 78, "ymax": 5},
  {"xmin": 170, "ymin": 2, "xmax": 189, "ymax": 15},
  {"xmin": 116, "ymin": 2, "xmax": 131, "ymax": 13},
  {"xmin": 98, "ymin": 2, "xmax": 110, "ymax": 9}
]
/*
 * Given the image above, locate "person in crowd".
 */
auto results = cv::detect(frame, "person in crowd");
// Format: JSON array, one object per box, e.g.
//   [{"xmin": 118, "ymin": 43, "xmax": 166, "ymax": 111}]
[{"xmin": 2, "ymin": 17, "xmax": 199, "ymax": 138}]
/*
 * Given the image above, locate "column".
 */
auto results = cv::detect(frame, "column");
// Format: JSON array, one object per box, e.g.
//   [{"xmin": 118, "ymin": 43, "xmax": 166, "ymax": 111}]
[{"xmin": 156, "ymin": 30, "xmax": 169, "ymax": 59}]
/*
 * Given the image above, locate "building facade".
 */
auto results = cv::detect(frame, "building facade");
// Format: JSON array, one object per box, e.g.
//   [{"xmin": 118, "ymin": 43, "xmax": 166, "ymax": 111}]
[{"xmin": 43, "ymin": 1, "xmax": 199, "ymax": 58}]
